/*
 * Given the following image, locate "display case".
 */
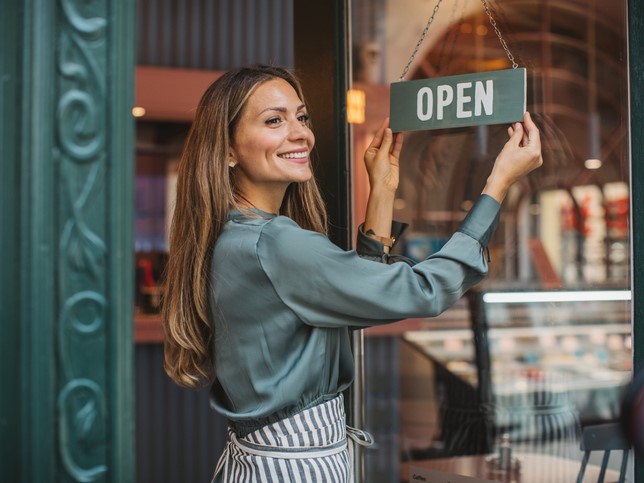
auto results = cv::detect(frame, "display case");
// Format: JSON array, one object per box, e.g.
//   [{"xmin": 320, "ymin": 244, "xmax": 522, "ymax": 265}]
[{"xmin": 402, "ymin": 290, "xmax": 631, "ymax": 458}]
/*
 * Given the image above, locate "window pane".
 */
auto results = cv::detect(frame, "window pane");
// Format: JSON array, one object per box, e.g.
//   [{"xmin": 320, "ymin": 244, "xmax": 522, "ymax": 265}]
[{"xmin": 351, "ymin": 1, "xmax": 632, "ymax": 481}]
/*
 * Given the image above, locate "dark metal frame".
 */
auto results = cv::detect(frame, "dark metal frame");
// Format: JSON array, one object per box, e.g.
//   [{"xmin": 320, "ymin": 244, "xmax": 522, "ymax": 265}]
[{"xmin": 628, "ymin": 0, "xmax": 644, "ymax": 479}]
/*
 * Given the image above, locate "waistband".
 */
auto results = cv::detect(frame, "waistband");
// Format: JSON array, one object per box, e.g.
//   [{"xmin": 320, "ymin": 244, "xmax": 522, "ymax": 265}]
[
  {"xmin": 228, "ymin": 394, "xmax": 338, "ymax": 438},
  {"xmin": 242, "ymin": 393, "xmax": 346, "ymax": 448}
]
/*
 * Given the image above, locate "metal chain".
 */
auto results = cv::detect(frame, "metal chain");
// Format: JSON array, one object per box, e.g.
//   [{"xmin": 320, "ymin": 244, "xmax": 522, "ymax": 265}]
[
  {"xmin": 398, "ymin": 0, "xmax": 518, "ymax": 81},
  {"xmin": 480, "ymin": 0, "xmax": 518, "ymax": 69},
  {"xmin": 399, "ymin": 0, "xmax": 444, "ymax": 81}
]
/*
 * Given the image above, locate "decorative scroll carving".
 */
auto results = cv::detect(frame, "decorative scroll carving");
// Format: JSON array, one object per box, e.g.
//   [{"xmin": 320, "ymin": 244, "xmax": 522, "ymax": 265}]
[
  {"xmin": 57, "ymin": 90, "xmax": 103, "ymax": 162},
  {"xmin": 60, "ymin": 0, "xmax": 107, "ymax": 37},
  {"xmin": 61, "ymin": 162, "xmax": 107, "ymax": 277},
  {"xmin": 58, "ymin": 379, "xmax": 108, "ymax": 483},
  {"xmin": 56, "ymin": 1, "xmax": 110, "ymax": 480},
  {"xmin": 59, "ymin": 291, "xmax": 107, "ymax": 379}
]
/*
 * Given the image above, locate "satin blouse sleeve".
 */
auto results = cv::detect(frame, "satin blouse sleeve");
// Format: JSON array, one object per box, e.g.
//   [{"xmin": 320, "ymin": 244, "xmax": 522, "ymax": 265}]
[{"xmin": 256, "ymin": 194, "xmax": 501, "ymax": 328}]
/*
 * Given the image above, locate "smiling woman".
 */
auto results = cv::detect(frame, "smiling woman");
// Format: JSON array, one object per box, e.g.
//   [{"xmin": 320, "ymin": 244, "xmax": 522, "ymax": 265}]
[
  {"xmin": 161, "ymin": 64, "xmax": 542, "ymax": 482},
  {"xmin": 229, "ymin": 78, "xmax": 315, "ymax": 213}
]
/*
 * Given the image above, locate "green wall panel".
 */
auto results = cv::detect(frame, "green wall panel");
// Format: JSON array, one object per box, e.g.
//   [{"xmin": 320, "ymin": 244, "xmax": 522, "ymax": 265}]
[
  {"xmin": 0, "ymin": 0, "xmax": 23, "ymax": 478},
  {"xmin": 0, "ymin": 1, "xmax": 135, "ymax": 481}
]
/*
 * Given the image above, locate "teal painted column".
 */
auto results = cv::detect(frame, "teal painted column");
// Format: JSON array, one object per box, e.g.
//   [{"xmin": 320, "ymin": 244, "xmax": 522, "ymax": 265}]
[
  {"xmin": 0, "ymin": 1, "xmax": 136, "ymax": 482},
  {"xmin": 0, "ymin": 0, "xmax": 23, "ymax": 477},
  {"xmin": 629, "ymin": 0, "xmax": 644, "ymax": 480}
]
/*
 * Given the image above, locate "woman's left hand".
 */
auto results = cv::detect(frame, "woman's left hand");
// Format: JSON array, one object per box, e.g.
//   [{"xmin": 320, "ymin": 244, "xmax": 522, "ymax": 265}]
[
  {"xmin": 482, "ymin": 111, "xmax": 543, "ymax": 203},
  {"xmin": 363, "ymin": 118, "xmax": 404, "ymax": 194}
]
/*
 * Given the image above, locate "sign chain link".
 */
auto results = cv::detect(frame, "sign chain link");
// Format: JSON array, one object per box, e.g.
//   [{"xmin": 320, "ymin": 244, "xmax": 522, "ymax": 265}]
[
  {"xmin": 399, "ymin": 0, "xmax": 444, "ymax": 81},
  {"xmin": 480, "ymin": 0, "xmax": 518, "ymax": 69},
  {"xmin": 399, "ymin": 0, "xmax": 518, "ymax": 81}
]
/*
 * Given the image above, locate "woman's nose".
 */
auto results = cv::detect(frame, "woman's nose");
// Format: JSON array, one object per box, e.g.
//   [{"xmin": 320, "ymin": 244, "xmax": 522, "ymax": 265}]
[{"xmin": 288, "ymin": 118, "xmax": 309, "ymax": 140}]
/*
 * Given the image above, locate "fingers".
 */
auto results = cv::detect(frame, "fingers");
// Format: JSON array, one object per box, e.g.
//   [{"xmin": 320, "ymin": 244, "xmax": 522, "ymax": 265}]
[
  {"xmin": 366, "ymin": 118, "xmax": 388, "ymax": 152},
  {"xmin": 391, "ymin": 132, "xmax": 404, "ymax": 159},
  {"xmin": 507, "ymin": 112, "xmax": 541, "ymax": 148},
  {"xmin": 379, "ymin": 127, "xmax": 394, "ymax": 154},
  {"xmin": 508, "ymin": 121, "xmax": 524, "ymax": 145},
  {"xmin": 522, "ymin": 111, "xmax": 541, "ymax": 148},
  {"xmin": 376, "ymin": 118, "xmax": 390, "ymax": 144}
]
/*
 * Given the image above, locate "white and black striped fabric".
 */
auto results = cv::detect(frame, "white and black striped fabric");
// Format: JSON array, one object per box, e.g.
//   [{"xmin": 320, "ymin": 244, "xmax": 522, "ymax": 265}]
[{"xmin": 212, "ymin": 394, "xmax": 372, "ymax": 482}]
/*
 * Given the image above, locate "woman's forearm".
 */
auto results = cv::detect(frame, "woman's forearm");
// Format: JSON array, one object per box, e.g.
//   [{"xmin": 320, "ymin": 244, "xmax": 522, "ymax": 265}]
[{"xmin": 363, "ymin": 188, "xmax": 396, "ymax": 253}]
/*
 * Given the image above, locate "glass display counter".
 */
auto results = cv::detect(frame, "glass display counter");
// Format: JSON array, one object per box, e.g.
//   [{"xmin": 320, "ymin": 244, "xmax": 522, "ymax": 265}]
[{"xmin": 401, "ymin": 291, "xmax": 631, "ymax": 459}]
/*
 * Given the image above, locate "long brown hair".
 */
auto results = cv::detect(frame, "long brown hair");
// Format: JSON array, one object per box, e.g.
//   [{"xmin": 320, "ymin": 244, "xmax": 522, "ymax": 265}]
[{"xmin": 162, "ymin": 66, "xmax": 328, "ymax": 388}]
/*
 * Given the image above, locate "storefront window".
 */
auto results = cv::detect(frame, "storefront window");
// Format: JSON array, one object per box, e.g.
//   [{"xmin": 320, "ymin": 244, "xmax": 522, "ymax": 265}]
[{"xmin": 351, "ymin": 0, "xmax": 632, "ymax": 481}]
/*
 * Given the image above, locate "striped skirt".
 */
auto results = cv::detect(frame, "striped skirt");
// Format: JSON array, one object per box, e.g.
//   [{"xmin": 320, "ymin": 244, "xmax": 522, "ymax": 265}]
[{"xmin": 212, "ymin": 394, "xmax": 373, "ymax": 482}]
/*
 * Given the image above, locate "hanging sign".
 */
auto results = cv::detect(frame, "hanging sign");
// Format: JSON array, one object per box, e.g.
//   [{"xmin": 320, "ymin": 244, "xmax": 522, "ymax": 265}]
[{"xmin": 390, "ymin": 68, "xmax": 526, "ymax": 132}]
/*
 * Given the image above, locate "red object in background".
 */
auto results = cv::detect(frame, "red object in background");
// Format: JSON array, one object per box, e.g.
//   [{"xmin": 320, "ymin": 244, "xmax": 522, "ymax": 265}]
[
  {"xmin": 137, "ymin": 259, "xmax": 156, "ymax": 287},
  {"xmin": 605, "ymin": 196, "xmax": 630, "ymax": 238}
]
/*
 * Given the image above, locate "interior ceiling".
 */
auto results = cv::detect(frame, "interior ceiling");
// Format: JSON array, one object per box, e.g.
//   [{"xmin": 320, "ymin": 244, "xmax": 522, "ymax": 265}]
[{"xmin": 404, "ymin": 0, "xmax": 628, "ymax": 206}]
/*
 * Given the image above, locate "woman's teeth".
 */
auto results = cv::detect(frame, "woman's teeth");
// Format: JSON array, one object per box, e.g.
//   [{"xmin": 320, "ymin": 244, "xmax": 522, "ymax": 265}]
[{"xmin": 279, "ymin": 152, "xmax": 307, "ymax": 159}]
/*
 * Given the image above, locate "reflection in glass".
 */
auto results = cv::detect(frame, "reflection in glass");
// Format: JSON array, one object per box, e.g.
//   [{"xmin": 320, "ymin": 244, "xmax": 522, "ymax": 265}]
[{"xmin": 352, "ymin": 0, "xmax": 632, "ymax": 481}]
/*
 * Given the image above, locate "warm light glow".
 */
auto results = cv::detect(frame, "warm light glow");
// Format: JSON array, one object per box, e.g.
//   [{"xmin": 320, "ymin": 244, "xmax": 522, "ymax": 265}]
[
  {"xmin": 460, "ymin": 23, "xmax": 473, "ymax": 34},
  {"xmin": 476, "ymin": 25, "xmax": 488, "ymax": 36},
  {"xmin": 132, "ymin": 106, "xmax": 146, "ymax": 117},
  {"xmin": 347, "ymin": 89, "xmax": 366, "ymax": 124},
  {"xmin": 394, "ymin": 198, "xmax": 407, "ymax": 210},
  {"xmin": 461, "ymin": 200, "xmax": 473, "ymax": 211},
  {"xmin": 584, "ymin": 158, "xmax": 602, "ymax": 170},
  {"xmin": 483, "ymin": 290, "xmax": 631, "ymax": 304}
]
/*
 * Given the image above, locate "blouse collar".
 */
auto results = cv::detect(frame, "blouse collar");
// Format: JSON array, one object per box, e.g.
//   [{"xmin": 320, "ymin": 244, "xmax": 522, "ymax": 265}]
[{"xmin": 228, "ymin": 207, "xmax": 278, "ymax": 221}]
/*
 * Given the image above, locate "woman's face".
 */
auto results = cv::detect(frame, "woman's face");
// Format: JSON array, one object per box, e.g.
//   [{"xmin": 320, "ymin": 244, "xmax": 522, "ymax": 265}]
[{"xmin": 230, "ymin": 78, "xmax": 315, "ymax": 211}]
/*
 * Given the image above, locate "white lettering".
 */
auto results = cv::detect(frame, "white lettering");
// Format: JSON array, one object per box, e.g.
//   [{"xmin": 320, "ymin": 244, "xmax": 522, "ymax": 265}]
[
  {"xmin": 475, "ymin": 80, "xmax": 494, "ymax": 116},
  {"xmin": 456, "ymin": 82, "xmax": 472, "ymax": 118},
  {"xmin": 414, "ymin": 78, "xmax": 495, "ymax": 123},
  {"xmin": 416, "ymin": 87, "xmax": 434, "ymax": 121},
  {"xmin": 436, "ymin": 85, "xmax": 453, "ymax": 120}
]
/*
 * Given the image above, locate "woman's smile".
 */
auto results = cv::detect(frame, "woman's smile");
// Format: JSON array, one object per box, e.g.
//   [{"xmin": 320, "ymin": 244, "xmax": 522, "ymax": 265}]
[{"xmin": 277, "ymin": 148, "xmax": 309, "ymax": 163}]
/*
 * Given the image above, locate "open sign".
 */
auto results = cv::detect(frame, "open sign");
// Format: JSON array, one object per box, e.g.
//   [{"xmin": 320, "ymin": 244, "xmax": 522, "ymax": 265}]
[{"xmin": 390, "ymin": 68, "xmax": 526, "ymax": 132}]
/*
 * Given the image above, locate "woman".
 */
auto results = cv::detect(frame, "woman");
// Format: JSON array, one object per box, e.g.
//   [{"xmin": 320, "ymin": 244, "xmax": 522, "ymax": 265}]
[{"xmin": 162, "ymin": 65, "xmax": 543, "ymax": 482}]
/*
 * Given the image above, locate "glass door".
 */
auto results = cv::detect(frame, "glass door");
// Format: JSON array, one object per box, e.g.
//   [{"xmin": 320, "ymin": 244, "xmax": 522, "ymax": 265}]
[{"xmin": 350, "ymin": 1, "xmax": 633, "ymax": 481}]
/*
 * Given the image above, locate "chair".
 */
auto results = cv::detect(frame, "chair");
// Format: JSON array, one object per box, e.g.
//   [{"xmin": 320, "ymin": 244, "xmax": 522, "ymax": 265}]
[{"xmin": 576, "ymin": 422, "xmax": 630, "ymax": 483}]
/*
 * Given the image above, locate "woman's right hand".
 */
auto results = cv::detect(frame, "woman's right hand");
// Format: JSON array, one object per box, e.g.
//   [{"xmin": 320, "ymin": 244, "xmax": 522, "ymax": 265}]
[
  {"xmin": 362, "ymin": 118, "xmax": 404, "ymax": 251},
  {"xmin": 363, "ymin": 118, "xmax": 404, "ymax": 195},
  {"xmin": 482, "ymin": 111, "xmax": 544, "ymax": 203}
]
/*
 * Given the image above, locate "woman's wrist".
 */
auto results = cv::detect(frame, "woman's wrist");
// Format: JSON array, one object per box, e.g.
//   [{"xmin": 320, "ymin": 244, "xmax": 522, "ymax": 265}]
[
  {"xmin": 481, "ymin": 173, "xmax": 511, "ymax": 204},
  {"xmin": 364, "ymin": 190, "xmax": 395, "ymax": 253},
  {"xmin": 367, "ymin": 180, "xmax": 398, "ymax": 197},
  {"xmin": 364, "ymin": 228, "xmax": 396, "ymax": 249}
]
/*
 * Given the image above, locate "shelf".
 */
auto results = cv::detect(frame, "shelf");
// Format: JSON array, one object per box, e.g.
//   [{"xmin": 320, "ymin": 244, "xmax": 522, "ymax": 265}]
[
  {"xmin": 135, "ymin": 313, "xmax": 164, "ymax": 344},
  {"xmin": 405, "ymin": 323, "xmax": 631, "ymax": 343}
]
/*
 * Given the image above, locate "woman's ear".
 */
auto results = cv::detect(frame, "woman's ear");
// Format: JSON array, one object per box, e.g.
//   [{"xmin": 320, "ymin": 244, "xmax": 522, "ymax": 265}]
[{"xmin": 228, "ymin": 149, "xmax": 237, "ymax": 169}]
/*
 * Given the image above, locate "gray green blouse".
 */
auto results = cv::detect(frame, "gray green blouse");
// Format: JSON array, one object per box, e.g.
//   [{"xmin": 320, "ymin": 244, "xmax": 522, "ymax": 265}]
[{"xmin": 209, "ymin": 194, "xmax": 500, "ymax": 436}]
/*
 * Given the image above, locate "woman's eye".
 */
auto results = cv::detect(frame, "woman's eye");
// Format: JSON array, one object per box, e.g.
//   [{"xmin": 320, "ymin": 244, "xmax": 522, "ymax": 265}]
[
  {"xmin": 298, "ymin": 114, "xmax": 310, "ymax": 123},
  {"xmin": 266, "ymin": 117, "xmax": 281, "ymax": 125}
]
